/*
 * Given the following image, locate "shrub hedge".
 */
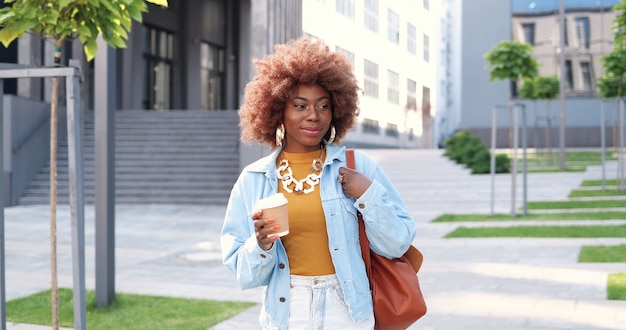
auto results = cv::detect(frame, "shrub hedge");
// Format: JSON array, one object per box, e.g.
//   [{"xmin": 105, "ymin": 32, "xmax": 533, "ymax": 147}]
[{"xmin": 443, "ymin": 130, "xmax": 510, "ymax": 174}]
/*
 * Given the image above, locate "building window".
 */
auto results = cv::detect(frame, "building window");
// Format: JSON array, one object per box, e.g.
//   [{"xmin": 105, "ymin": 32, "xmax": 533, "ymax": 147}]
[
  {"xmin": 143, "ymin": 26, "xmax": 174, "ymax": 110},
  {"xmin": 336, "ymin": 46, "xmax": 355, "ymax": 68},
  {"xmin": 407, "ymin": 23, "xmax": 417, "ymax": 54},
  {"xmin": 423, "ymin": 34, "xmax": 430, "ymax": 62},
  {"xmin": 565, "ymin": 60, "xmax": 573, "ymax": 91},
  {"xmin": 563, "ymin": 17, "xmax": 569, "ymax": 46},
  {"xmin": 336, "ymin": 0, "xmax": 355, "ymax": 19},
  {"xmin": 364, "ymin": 59, "xmax": 379, "ymax": 98},
  {"xmin": 387, "ymin": 9, "xmax": 399, "ymax": 44},
  {"xmin": 387, "ymin": 70, "xmax": 399, "ymax": 104},
  {"xmin": 362, "ymin": 118, "xmax": 380, "ymax": 134},
  {"xmin": 364, "ymin": 0, "xmax": 378, "ymax": 32},
  {"xmin": 385, "ymin": 123, "xmax": 399, "ymax": 137},
  {"xmin": 580, "ymin": 61, "xmax": 592, "ymax": 91},
  {"xmin": 423, "ymin": 0, "xmax": 429, "ymax": 10},
  {"xmin": 407, "ymin": 78, "xmax": 417, "ymax": 109},
  {"xmin": 422, "ymin": 86, "xmax": 431, "ymax": 116},
  {"xmin": 200, "ymin": 42, "xmax": 225, "ymax": 110},
  {"xmin": 575, "ymin": 17, "xmax": 590, "ymax": 49},
  {"xmin": 522, "ymin": 23, "xmax": 535, "ymax": 46}
]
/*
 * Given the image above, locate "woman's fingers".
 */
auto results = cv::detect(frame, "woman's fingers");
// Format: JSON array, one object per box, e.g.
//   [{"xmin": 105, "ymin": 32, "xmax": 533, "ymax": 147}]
[
  {"xmin": 253, "ymin": 216, "xmax": 279, "ymax": 250},
  {"xmin": 338, "ymin": 167, "xmax": 372, "ymax": 198}
]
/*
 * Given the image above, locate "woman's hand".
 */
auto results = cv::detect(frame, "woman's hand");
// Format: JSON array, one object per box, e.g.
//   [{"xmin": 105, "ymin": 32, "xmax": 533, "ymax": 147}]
[
  {"xmin": 337, "ymin": 167, "xmax": 372, "ymax": 199},
  {"xmin": 252, "ymin": 210, "xmax": 280, "ymax": 251}
]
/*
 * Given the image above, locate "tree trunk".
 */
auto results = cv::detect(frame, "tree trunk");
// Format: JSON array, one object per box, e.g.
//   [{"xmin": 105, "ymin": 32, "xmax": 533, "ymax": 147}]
[{"xmin": 50, "ymin": 41, "xmax": 62, "ymax": 330}]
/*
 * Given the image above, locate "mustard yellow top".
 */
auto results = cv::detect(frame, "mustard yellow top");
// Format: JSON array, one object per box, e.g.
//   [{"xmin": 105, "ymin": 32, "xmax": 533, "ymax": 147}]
[{"xmin": 277, "ymin": 149, "xmax": 335, "ymax": 276}]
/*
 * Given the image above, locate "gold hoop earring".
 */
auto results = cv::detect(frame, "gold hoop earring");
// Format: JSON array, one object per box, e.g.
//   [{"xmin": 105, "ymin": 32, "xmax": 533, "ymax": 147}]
[
  {"xmin": 326, "ymin": 125, "xmax": 336, "ymax": 144},
  {"xmin": 276, "ymin": 123, "xmax": 285, "ymax": 146}
]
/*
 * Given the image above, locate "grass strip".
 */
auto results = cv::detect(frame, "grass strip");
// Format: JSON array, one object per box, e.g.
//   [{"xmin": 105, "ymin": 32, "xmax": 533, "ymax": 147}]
[
  {"xmin": 524, "ymin": 167, "xmax": 585, "ymax": 173},
  {"xmin": 581, "ymin": 179, "xmax": 621, "ymax": 187},
  {"xmin": 444, "ymin": 224, "xmax": 626, "ymax": 238},
  {"xmin": 527, "ymin": 200, "xmax": 626, "ymax": 210},
  {"xmin": 568, "ymin": 189, "xmax": 626, "ymax": 198},
  {"xmin": 515, "ymin": 151, "xmax": 615, "ymax": 162},
  {"xmin": 7, "ymin": 288, "xmax": 255, "ymax": 330},
  {"xmin": 503, "ymin": 151, "xmax": 617, "ymax": 174},
  {"xmin": 608, "ymin": 273, "xmax": 626, "ymax": 300},
  {"xmin": 578, "ymin": 244, "xmax": 626, "ymax": 262},
  {"xmin": 432, "ymin": 212, "xmax": 626, "ymax": 222}
]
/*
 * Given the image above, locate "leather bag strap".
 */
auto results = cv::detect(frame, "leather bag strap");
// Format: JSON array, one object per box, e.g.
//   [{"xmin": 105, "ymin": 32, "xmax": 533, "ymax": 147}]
[
  {"xmin": 346, "ymin": 149, "xmax": 373, "ymax": 276},
  {"xmin": 346, "ymin": 148, "xmax": 356, "ymax": 171}
]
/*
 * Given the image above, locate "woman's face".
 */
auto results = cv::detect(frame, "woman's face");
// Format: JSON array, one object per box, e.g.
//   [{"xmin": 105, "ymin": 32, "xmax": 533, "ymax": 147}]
[{"xmin": 282, "ymin": 83, "xmax": 332, "ymax": 153}]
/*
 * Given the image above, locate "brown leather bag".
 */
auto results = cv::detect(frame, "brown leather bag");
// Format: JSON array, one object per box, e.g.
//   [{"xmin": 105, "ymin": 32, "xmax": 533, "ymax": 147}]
[{"xmin": 347, "ymin": 149, "xmax": 427, "ymax": 330}]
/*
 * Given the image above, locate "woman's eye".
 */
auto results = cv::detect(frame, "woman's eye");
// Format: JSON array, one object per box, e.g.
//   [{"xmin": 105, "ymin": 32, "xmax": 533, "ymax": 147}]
[
  {"xmin": 316, "ymin": 104, "xmax": 330, "ymax": 110},
  {"xmin": 294, "ymin": 104, "xmax": 307, "ymax": 110}
]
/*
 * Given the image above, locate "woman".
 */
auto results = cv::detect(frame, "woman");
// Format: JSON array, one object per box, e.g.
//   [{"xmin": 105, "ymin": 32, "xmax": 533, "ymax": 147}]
[{"xmin": 220, "ymin": 37, "xmax": 416, "ymax": 329}]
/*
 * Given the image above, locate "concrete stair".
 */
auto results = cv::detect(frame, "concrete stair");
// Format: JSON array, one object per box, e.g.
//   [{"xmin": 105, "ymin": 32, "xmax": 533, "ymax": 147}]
[{"xmin": 18, "ymin": 109, "xmax": 240, "ymax": 205}]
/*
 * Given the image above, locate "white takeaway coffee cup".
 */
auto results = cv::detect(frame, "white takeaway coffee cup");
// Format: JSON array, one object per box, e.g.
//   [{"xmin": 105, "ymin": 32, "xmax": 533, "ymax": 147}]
[{"xmin": 255, "ymin": 193, "xmax": 289, "ymax": 237}]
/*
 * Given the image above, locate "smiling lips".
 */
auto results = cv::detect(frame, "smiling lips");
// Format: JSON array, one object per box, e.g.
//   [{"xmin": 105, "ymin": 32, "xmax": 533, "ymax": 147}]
[{"xmin": 302, "ymin": 127, "xmax": 323, "ymax": 136}]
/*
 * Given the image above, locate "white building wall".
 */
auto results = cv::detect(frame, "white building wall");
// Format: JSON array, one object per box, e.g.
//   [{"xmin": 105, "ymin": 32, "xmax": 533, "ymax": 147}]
[{"xmin": 303, "ymin": 0, "xmax": 438, "ymax": 148}]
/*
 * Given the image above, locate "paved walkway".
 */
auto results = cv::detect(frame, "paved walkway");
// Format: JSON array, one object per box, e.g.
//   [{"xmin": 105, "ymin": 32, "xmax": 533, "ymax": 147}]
[{"xmin": 4, "ymin": 149, "xmax": 626, "ymax": 329}]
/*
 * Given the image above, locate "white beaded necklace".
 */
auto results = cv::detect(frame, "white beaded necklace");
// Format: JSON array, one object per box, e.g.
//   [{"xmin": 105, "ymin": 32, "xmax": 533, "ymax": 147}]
[{"xmin": 276, "ymin": 147, "xmax": 325, "ymax": 194}]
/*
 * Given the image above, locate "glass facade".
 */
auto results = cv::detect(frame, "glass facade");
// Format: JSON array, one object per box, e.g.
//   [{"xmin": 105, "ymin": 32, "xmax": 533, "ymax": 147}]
[
  {"xmin": 387, "ymin": 9, "xmax": 400, "ymax": 44},
  {"xmin": 143, "ymin": 26, "xmax": 175, "ymax": 110},
  {"xmin": 200, "ymin": 42, "xmax": 225, "ymax": 110},
  {"xmin": 336, "ymin": 0, "xmax": 355, "ymax": 19},
  {"xmin": 364, "ymin": 59, "xmax": 379, "ymax": 98},
  {"xmin": 407, "ymin": 23, "xmax": 417, "ymax": 54},
  {"xmin": 364, "ymin": 0, "xmax": 379, "ymax": 32},
  {"xmin": 511, "ymin": 0, "xmax": 620, "ymax": 97}
]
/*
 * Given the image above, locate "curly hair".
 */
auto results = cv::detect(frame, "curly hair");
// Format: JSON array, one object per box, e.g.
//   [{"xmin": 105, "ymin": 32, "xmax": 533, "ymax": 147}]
[{"xmin": 239, "ymin": 37, "xmax": 360, "ymax": 148}]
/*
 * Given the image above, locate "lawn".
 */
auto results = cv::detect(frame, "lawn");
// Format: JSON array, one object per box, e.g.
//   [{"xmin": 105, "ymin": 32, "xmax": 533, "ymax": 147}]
[
  {"xmin": 578, "ymin": 244, "xmax": 626, "ymax": 263},
  {"xmin": 444, "ymin": 224, "xmax": 626, "ymax": 238},
  {"xmin": 581, "ymin": 179, "xmax": 623, "ymax": 187},
  {"xmin": 527, "ymin": 200, "xmax": 626, "ymax": 210},
  {"xmin": 608, "ymin": 273, "xmax": 626, "ymax": 300},
  {"xmin": 568, "ymin": 189, "xmax": 626, "ymax": 198},
  {"xmin": 7, "ymin": 288, "xmax": 255, "ymax": 330},
  {"xmin": 512, "ymin": 151, "xmax": 617, "ymax": 173},
  {"xmin": 432, "ymin": 212, "xmax": 626, "ymax": 222}
]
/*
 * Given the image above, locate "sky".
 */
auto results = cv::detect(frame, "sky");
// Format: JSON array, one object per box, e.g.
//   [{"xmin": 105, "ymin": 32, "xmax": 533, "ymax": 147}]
[{"xmin": 512, "ymin": 0, "xmax": 621, "ymax": 13}]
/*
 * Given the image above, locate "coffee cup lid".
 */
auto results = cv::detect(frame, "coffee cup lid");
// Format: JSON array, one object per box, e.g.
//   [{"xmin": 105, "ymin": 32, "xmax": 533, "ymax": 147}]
[{"xmin": 255, "ymin": 193, "xmax": 288, "ymax": 209}]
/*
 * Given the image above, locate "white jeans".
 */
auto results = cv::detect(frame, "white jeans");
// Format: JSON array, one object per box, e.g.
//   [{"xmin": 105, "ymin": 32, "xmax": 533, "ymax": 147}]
[{"xmin": 288, "ymin": 274, "xmax": 374, "ymax": 330}]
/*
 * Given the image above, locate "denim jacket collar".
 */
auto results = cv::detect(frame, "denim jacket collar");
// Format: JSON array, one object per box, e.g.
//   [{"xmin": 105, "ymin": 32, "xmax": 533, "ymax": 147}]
[{"xmin": 246, "ymin": 144, "xmax": 347, "ymax": 174}]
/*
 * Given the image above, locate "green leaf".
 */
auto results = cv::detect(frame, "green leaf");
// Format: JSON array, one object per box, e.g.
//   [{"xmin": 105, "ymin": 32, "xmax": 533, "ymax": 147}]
[
  {"xmin": 146, "ymin": 0, "xmax": 168, "ymax": 7},
  {"xmin": 0, "ymin": 9, "xmax": 16, "ymax": 23},
  {"xmin": 43, "ymin": 10, "xmax": 60, "ymax": 25},
  {"xmin": 76, "ymin": 23, "xmax": 91, "ymax": 38},
  {"xmin": 103, "ymin": 31, "xmax": 126, "ymax": 48},
  {"xmin": 126, "ymin": 5, "xmax": 142, "ymax": 22},
  {"xmin": 58, "ymin": 0, "xmax": 73, "ymax": 10},
  {"xmin": 0, "ymin": 27, "xmax": 20, "ymax": 47},
  {"xmin": 84, "ymin": 38, "xmax": 98, "ymax": 61},
  {"xmin": 14, "ymin": 19, "xmax": 37, "ymax": 35},
  {"xmin": 97, "ymin": 0, "xmax": 116, "ymax": 13}
]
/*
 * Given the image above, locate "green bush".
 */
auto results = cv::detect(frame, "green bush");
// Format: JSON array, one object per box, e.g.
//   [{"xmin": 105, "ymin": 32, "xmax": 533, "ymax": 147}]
[
  {"xmin": 443, "ymin": 130, "xmax": 509, "ymax": 174},
  {"xmin": 495, "ymin": 154, "xmax": 511, "ymax": 173}
]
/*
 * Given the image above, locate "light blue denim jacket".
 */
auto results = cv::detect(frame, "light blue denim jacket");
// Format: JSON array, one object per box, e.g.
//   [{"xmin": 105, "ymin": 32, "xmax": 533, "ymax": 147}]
[{"xmin": 220, "ymin": 145, "xmax": 417, "ymax": 329}]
